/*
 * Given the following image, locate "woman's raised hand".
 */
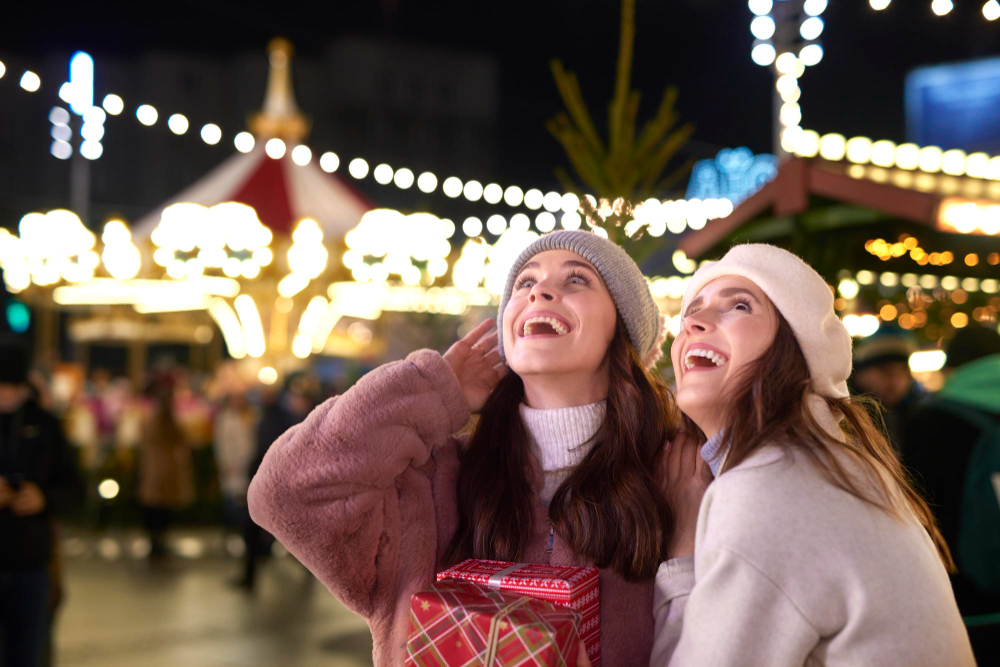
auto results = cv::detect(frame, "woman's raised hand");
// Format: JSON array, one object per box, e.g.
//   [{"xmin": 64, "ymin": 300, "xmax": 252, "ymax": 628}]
[
  {"xmin": 443, "ymin": 319, "xmax": 508, "ymax": 413},
  {"xmin": 663, "ymin": 432, "xmax": 714, "ymax": 559}
]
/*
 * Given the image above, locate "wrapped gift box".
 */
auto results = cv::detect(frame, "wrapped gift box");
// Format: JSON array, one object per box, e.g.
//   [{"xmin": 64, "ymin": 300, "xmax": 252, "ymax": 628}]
[
  {"xmin": 437, "ymin": 559, "xmax": 600, "ymax": 666},
  {"xmin": 405, "ymin": 579, "xmax": 582, "ymax": 667}
]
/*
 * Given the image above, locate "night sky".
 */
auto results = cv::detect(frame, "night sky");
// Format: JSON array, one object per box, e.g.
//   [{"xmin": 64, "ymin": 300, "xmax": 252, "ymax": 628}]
[{"xmin": 2, "ymin": 0, "xmax": 999, "ymax": 185}]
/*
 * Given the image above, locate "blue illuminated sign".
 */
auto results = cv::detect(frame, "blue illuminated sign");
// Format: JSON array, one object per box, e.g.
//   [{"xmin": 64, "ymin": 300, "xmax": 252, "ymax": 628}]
[
  {"xmin": 906, "ymin": 58, "xmax": 1000, "ymax": 155},
  {"xmin": 686, "ymin": 147, "xmax": 778, "ymax": 205}
]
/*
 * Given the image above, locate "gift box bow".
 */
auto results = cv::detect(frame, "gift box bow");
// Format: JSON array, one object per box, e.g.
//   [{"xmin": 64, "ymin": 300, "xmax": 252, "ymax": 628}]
[{"xmin": 407, "ymin": 579, "xmax": 582, "ymax": 666}]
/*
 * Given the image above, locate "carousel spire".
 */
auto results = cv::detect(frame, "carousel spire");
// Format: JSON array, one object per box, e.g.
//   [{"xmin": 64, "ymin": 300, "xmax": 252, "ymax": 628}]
[{"xmin": 248, "ymin": 37, "xmax": 311, "ymax": 142}]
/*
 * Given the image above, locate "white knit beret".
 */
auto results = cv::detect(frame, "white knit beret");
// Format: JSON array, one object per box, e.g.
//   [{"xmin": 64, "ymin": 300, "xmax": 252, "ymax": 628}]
[
  {"xmin": 680, "ymin": 244, "xmax": 852, "ymax": 399},
  {"xmin": 496, "ymin": 230, "xmax": 667, "ymax": 368}
]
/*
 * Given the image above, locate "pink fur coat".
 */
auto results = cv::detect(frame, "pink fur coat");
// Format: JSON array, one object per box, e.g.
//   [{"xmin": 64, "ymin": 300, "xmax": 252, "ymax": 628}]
[{"xmin": 248, "ymin": 350, "xmax": 656, "ymax": 666}]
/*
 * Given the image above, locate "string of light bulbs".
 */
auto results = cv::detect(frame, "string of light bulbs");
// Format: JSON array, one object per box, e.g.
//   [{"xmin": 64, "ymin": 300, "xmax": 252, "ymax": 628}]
[
  {"xmin": 0, "ymin": 54, "xmax": 730, "ymax": 237},
  {"xmin": 870, "ymin": 0, "xmax": 1000, "ymax": 20}
]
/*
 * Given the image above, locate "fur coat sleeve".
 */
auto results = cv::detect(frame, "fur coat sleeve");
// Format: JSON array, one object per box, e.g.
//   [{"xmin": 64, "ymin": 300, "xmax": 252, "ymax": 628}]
[{"xmin": 247, "ymin": 350, "xmax": 470, "ymax": 631}]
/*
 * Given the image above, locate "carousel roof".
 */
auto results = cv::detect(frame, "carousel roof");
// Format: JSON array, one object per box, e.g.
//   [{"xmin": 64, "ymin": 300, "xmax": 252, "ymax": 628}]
[
  {"xmin": 132, "ymin": 144, "xmax": 373, "ymax": 239},
  {"xmin": 133, "ymin": 37, "xmax": 373, "ymax": 240}
]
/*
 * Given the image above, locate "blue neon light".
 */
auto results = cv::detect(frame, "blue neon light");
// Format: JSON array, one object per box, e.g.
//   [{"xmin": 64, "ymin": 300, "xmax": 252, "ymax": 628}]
[{"xmin": 685, "ymin": 147, "xmax": 778, "ymax": 205}]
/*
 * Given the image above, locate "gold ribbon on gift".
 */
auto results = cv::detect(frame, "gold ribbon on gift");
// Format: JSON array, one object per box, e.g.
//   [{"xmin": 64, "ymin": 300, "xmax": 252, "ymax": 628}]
[{"xmin": 482, "ymin": 596, "xmax": 531, "ymax": 665}]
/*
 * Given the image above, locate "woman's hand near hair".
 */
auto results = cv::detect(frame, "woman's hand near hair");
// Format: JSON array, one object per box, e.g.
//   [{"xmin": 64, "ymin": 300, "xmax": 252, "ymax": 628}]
[
  {"xmin": 443, "ymin": 319, "xmax": 508, "ymax": 413},
  {"xmin": 663, "ymin": 432, "xmax": 714, "ymax": 559}
]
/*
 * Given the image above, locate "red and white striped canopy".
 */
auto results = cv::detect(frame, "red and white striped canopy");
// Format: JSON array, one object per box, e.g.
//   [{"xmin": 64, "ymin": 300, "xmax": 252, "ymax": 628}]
[{"xmin": 133, "ymin": 144, "xmax": 373, "ymax": 240}]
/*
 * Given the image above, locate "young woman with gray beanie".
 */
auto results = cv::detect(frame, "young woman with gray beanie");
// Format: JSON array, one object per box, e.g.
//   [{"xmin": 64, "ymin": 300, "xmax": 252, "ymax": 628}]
[
  {"xmin": 650, "ymin": 244, "xmax": 974, "ymax": 666},
  {"xmin": 249, "ymin": 230, "xmax": 687, "ymax": 666}
]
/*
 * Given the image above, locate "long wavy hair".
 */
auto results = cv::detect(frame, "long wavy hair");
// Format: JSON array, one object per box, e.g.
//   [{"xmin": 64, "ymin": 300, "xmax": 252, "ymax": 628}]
[
  {"xmin": 445, "ymin": 322, "xmax": 680, "ymax": 581},
  {"xmin": 686, "ymin": 313, "xmax": 954, "ymax": 570}
]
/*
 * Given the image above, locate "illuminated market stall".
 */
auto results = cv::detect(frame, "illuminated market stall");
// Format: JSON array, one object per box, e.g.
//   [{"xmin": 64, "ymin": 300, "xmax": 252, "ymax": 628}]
[{"xmin": 676, "ymin": 151, "xmax": 1000, "ymax": 382}]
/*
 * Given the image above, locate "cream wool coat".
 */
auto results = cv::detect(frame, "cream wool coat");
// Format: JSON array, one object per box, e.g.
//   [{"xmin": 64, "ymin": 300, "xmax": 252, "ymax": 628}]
[{"xmin": 650, "ymin": 444, "xmax": 976, "ymax": 667}]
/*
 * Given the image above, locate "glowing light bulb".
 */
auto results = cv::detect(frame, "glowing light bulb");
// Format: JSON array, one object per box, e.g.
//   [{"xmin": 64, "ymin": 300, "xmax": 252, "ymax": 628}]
[
  {"xmin": 463, "ymin": 180, "xmax": 484, "ymax": 202},
  {"xmin": 799, "ymin": 16, "xmax": 824, "ymax": 40},
  {"xmin": 348, "ymin": 158, "xmax": 369, "ymax": 179},
  {"xmin": 290, "ymin": 145, "xmax": 312, "ymax": 166},
  {"xmin": 102, "ymin": 94, "xmax": 124, "ymax": 115},
  {"xmin": 417, "ymin": 172, "xmax": 438, "ymax": 193},
  {"xmin": 374, "ymin": 164, "xmax": 394, "ymax": 185},
  {"xmin": 799, "ymin": 43, "xmax": 824, "ymax": 66},
  {"xmin": 504, "ymin": 186, "xmax": 524, "ymax": 207},
  {"xmin": 750, "ymin": 16, "xmax": 776, "ymax": 39},
  {"xmin": 200, "ymin": 124, "xmax": 222, "ymax": 145},
  {"xmin": 167, "ymin": 114, "xmax": 189, "ymax": 135},
  {"xmin": 394, "ymin": 168, "xmax": 414, "ymax": 189},
  {"xmin": 751, "ymin": 43, "xmax": 777, "ymax": 66},
  {"xmin": 136, "ymin": 105, "xmax": 158, "ymax": 126},
  {"xmin": 775, "ymin": 52, "xmax": 799, "ymax": 75},
  {"xmin": 234, "ymin": 132, "xmax": 255, "ymax": 153},
  {"xmin": 931, "ymin": 0, "xmax": 953, "ymax": 15},
  {"xmin": 320, "ymin": 152, "xmax": 340, "ymax": 173},
  {"xmin": 265, "ymin": 138, "xmax": 286, "ymax": 159},
  {"xmin": 19, "ymin": 71, "xmax": 41, "ymax": 92},
  {"xmin": 443, "ymin": 177, "xmax": 463, "ymax": 198},
  {"xmin": 524, "ymin": 189, "xmax": 545, "ymax": 210},
  {"xmin": 804, "ymin": 0, "xmax": 828, "ymax": 15},
  {"xmin": 462, "ymin": 217, "xmax": 483, "ymax": 236}
]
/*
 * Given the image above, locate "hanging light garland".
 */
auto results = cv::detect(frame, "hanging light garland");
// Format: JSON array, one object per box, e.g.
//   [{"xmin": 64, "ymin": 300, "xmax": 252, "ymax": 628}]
[{"xmin": 0, "ymin": 53, "xmax": 728, "ymax": 233}]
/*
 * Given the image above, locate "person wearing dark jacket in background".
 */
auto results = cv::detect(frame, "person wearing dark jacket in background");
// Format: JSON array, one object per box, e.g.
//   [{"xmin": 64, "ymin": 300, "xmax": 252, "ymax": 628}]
[
  {"xmin": 902, "ymin": 325, "xmax": 1000, "ymax": 664},
  {"xmin": 233, "ymin": 375, "xmax": 313, "ymax": 590},
  {"xmin": 0, "ymin": 339, "xmax": 78, "ymax": 667},
  {"xmin": 851, "ymin": 324, "xmax": 925, "ymax": 451}
]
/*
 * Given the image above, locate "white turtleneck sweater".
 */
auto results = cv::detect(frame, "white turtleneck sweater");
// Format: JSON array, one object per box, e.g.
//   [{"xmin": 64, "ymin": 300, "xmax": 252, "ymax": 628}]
[{"xmin": 518, "ymin": 400, "xmax": 605, "ymax": 506}]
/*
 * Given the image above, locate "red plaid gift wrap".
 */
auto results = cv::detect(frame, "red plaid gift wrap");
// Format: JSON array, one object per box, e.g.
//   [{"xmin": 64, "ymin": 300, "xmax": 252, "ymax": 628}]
[
  {"xmin": 436, "ymin": 559, "xmax": 600, "ymax": 666},
  {"xmin": 405, "ymin": 579, "xmax": 582, "ymax": 667}
]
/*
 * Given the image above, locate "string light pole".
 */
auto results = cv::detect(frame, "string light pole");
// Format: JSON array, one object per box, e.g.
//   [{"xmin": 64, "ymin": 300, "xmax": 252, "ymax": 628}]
[{"xmin": 749, "ymin": 0, "xmax": 826, "ymax": 157}]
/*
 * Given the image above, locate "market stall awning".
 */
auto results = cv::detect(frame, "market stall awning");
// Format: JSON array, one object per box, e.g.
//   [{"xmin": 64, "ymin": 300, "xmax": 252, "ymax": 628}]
[
  {"xmin": 678, "ymin": 157, "xmax": 1000, "ymax": 280},
  {"xmin": 132, "ymin": 144, "xmax": 373, "ymax": 240}
]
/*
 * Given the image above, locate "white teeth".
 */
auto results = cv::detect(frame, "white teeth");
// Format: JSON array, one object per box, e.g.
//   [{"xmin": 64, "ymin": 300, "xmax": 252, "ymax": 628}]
[
  {"xmin": 684, "ymin": 347, "xmax": 728, "ymax": 369},
  {"xmin": 522, "ymin": 316, "xmax": 569, "ymax": 336}
]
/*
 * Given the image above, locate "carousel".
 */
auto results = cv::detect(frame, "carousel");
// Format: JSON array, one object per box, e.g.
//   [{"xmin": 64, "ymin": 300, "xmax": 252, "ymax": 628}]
[{"xmin": 0, "ymin": 39, "xmax": 507, "ymax": 385}]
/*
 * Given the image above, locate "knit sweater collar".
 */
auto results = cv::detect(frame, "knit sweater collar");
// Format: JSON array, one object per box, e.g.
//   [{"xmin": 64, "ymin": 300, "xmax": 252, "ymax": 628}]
[
  {"xmin": 700, "ymin": 431, "xmax": 727, "ymax": 478},
  {"xmin": 518, "ymin": 400, "xmax": 606, "ymax": 471}
]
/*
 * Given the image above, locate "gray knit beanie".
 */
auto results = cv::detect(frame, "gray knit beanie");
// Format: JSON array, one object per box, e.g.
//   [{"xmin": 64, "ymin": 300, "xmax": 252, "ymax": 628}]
[{"xmin": 496, "ymin": 230, "xmax": 667, "ymax": 368}]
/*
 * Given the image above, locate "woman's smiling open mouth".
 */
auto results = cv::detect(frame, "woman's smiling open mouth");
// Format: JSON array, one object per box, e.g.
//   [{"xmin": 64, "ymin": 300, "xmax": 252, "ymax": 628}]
[
  {"xmin": 519, "ymin": 310, "xmax": 573, "ymax": 338},
  {"xmin": 683, "ymin": 344, "xmax": 730, "ymax": 371}
]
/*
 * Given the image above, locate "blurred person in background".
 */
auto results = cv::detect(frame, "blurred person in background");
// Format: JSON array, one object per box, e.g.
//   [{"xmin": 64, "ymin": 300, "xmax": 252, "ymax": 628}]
[
  {"xmin": 137, "ymin": 375, "xmax": 194, "ymax": 562},
  {"xmin": 902, "ymin": 325, "xmax": 1000, "ymax": 663},
  {"xmin": 213, "ymin": 391, "xmax": 256, "ymax": 534},
  {"xmin": 0, "ymin": 338, "xmax": 77, "ymax": 667},
  {"xmin": 851, "ymin": 324, "xmax": 925, "ymax": 450},
  {"xmin": 234, "ymin": 374, "xmax": 314, "ymax": 590}
]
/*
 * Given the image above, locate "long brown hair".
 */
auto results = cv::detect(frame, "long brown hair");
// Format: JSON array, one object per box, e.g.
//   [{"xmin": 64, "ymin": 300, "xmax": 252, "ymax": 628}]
[
  {"xmin": 690, "ymin": 313, "xmax": 954, "ymax": 570},
  {"xmin": 446, "ymin": 323, "xmax": 679, "ymax": 581}
]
